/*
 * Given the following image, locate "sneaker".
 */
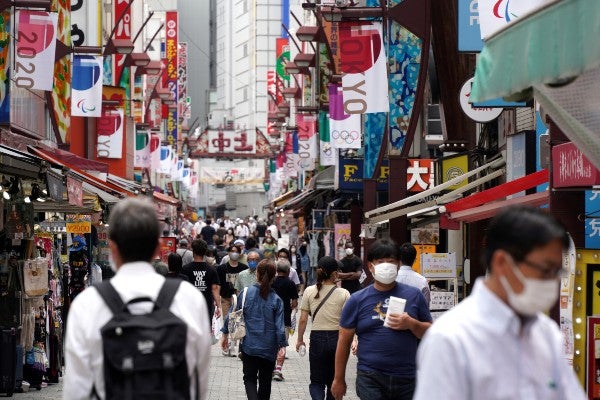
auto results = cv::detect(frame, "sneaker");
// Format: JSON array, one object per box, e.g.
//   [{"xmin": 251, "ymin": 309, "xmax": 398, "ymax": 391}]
[{"xmin": 272, "ymin": 371, "xmax": 284, "ymax": 381}]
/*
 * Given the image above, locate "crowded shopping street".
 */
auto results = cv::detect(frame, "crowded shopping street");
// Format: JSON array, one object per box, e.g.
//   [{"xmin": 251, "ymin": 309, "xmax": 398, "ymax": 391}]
[{"xmin": 0, "ymin": 0, "xmax": 596, "ymax": 399}]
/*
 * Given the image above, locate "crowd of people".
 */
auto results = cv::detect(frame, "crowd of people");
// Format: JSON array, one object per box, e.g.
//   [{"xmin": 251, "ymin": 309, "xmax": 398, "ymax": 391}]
[{"xmin": 63, "ymin": 200, "xmax": 587, "ymax": 400}]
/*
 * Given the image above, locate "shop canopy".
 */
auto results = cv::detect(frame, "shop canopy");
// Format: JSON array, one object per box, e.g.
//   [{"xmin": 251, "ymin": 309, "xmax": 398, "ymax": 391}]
[
  {"xmin": 365, "ymin": 156, "xmax": 506, "ymax": 225},
  {"xmin": 441, "ymin": 170, "xmax": 549, "ymax": 226},
  {"xmin": 0, "ymin": 145, "xmax": 44, "ymax": 179},
  {"xmin": 471, "ymin": 0, "xmax": 600, "ymax": 171},
  {"xmin": 36, "ymin": 144, "xmax": 109, "ymax": 174},
  {"xmin": 270, "ymin": 190, "xmax": 298, "ymax": 209}
]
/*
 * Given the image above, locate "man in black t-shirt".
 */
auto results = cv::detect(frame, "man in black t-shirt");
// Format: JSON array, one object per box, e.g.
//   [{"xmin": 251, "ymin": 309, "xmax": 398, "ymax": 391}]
[
  {"xmin": 216, "ymin": 244, "xmax": 248, "ymax": 319},
  {"xmin": 183, "ymin": 238, "xmax": 221, "ymax": 324},
  {"xmin": 199, "ymin": 219, "xmax": 216, "ymax": 245},
  {"xmin": 338, "ymin": 241, "xmax": 363, "ymax": 294},
  {"xmin": 271, "ymin": 259, "xmax": 299, "ymax": 381}
]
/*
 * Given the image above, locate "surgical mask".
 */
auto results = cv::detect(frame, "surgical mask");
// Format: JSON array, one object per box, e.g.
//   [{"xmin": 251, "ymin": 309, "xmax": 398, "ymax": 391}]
[
  {"xmin": 230, "ymin": 252, "xmax": 240, "ymax": 261},
  {"xmin": 205, "ymin": 257, "xmax": 215, "ymax": 265},
  {"xmin": 248, "ymin": 260, "xmax": 258, "ymax": 270},
  {"xmin": 373, "ymin": 263, "xmax": 398, "ymax": 285},
  {"xmin": 290, "ymin": 247, "xmax": 296, "ymax": 253},
  {"xmin": 345, "ymin": 248, "xmax": 354, "ymax": 256},
  {"xmin": 499, "ymin": 264, "xmax": 559, "ymax": 317}
]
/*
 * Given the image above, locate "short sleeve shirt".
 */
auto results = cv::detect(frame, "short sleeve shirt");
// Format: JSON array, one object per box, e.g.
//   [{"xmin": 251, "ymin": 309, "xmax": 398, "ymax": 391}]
[
  {"xmin": 301, "ymin": 284, "xmax": 350, "ymax": 331},
  {"xmin": 234, "ymin": 269, "xmax": 257, "ymax": 292},
  {"xmin": 272, "ymin": 276, "xmax": 299, "ymax": 326},
  {"xmin": 216, "ymin": 262, "xmax": 248, "ymax": 298},
  {"xmin": 183, "ymin": 262, "xmax": 220, "ymax": 309},
  {"xmin": 340, "ymin": 255, "xmax": 363, "ymax": 293},
  {"xmin": 339, "ymin": 283, "xmax": 432, "ymax": 378}
]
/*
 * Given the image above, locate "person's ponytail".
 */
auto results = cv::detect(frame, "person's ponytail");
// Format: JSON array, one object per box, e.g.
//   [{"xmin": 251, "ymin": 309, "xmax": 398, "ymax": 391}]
[{"xmin": 256, "ymin": 260, "xmax": 276, "ymax": 299}]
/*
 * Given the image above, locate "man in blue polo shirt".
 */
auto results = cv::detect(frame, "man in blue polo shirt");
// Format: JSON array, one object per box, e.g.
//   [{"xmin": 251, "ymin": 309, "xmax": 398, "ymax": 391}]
[{"xmin": 332, "ymin": 238, "xmax": 432, "ymax": 400}]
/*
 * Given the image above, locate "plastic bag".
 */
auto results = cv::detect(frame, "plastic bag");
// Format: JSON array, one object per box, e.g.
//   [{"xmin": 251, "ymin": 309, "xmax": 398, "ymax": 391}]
[
  {"xmin": 289, "ymin": 309, "xmax": 297, "ymax": 336},
  {"xmin": 212, "ymin": 310, "xmax": 223, "ymax": 344}
]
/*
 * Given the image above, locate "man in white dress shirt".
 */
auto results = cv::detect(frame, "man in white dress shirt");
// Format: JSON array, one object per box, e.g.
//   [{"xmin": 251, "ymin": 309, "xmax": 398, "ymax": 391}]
[
  {"xmin": 396, "ymin": 242, "xmax": 430, "ymax": 307},
  {"xmin": 64, "ymin": 198, "xmax": 212, "ymax": 400},
  {"xmin": 414, "ymin": 206, "xmax": 585, "ymax": 400}
]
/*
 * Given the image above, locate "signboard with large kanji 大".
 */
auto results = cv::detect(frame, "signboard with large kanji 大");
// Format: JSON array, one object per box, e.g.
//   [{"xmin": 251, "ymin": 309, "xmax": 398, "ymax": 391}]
[{"xmin": 189, "ymin": 127, "xmax": 276, "ymax": 159}]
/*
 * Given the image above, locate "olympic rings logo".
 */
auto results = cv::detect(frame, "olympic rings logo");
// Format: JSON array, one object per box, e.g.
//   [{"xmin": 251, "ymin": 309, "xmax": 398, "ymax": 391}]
[{"xmin": 331, "ymin": 130, "xmax": 360, "ymax": 144}]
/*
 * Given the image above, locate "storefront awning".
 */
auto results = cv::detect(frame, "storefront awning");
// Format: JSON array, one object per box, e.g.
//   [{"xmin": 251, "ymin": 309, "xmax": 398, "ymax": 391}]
[
  {"xmin": 271, "ymin": 190, "xmax": 298, "ymax": 209},
  {"xmin": 365, "ymin": 156, "xmax": 505, "ymax": 224},
  {"xmin": 281, "ymin": 189, "xmax": 327, "ymax": 211},
  {"xmin": 0, "ymin": 145, "xmax": 43, "ymax": 178},
  {"xmin": 36, "ymin": 144, "xmax": 109, "ymax": 174},
  {"xmin": 82, "ymin": 182, "xmax": 120, "ymax": 205},
  {"xmin": 308, "ymin": 166, "xmax": 335, "ymax": 190},
  {"xmin": 153, "ymin": 191, "xmax": 180, "ymax": 206},
  {"xmin": 445, "ymin": 192, "xmax": 548, "ymax": 224},
  {"xmin": 471, "ymin": 0, "xmax": 600, "ymax": 103}
]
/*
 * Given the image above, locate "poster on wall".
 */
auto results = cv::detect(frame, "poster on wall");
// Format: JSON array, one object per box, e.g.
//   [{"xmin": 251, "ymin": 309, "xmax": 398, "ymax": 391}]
[
  {"xmin": 158, "ymin": 237, "xmax": 177, "ymax": 263},
  {"xmin": 561, "ymin": 234, "xmax": 576, "ymax": 365},
  {"xmin": 421, "ymin": 253, "xmax": 457, "ymax": 279},
  {"xmin": 334, "ymin": 223, "xmax": 351, "ymax": 260},
  {"xmin": 96, "ymin": 107, "xmax": 124, "ymax": 159}
]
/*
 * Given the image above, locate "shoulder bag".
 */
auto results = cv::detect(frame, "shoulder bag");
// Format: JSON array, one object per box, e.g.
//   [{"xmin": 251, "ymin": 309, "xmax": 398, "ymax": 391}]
[{"xmin": 228, "ymin": 287, "xmax": 248, "ymax": 341}]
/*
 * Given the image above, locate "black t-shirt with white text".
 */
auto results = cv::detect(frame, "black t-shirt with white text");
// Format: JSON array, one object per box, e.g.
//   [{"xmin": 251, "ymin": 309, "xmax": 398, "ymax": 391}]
[
  {"xmin": 216, "ymin": 262, "xmax": 248, "ymax": 298},
  {"xmin": 183, "ymin": 262, "xmax": 220, "ymax": 312}
]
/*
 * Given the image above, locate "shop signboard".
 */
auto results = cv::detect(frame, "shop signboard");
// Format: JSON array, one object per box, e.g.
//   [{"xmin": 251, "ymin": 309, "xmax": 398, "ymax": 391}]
[
  {"xmin": 413, "ymin": 244, "xmax": 436, "ymax": 274},
  {"xmin": 587, "ymin": 316, "xmax": 600, "ymax": 397},
  {"xmin": 113, "ymin": 0, "xmax": 130, "ymax": 87},
  {"xmin": 207, "ymin": 129, "xmax": 256, "ymax": 155},
  {"xmin": 552, "ymin": 142, "xmax": 600, "ymax": 188},
  {"xmin": 459, "ymin": 78, "xmax": 502, "ymax": 122},
  {"xmin": 66, "ymin": 214, "xmax": 91, "ymax": 234},
  {"xmin": 421, "ymin": 252, "xmax": 457, "ymax": 279},
  {"xmin": 66, "ymin": 176, "xmax": 83, "ymax": 207},
  {"xmin": 45, "ymin": 170, "xmax": 64, "ymax": 202},
  {"xmin": 430, "ymin": 291, "xmax": 456, "ymax": 311},
  {"xmin": 440, "ymin": 153, "xmax": 469, "ymax": 190},
  {"xmin": 407, "ymin": 159, "xmax": 434, "ymax": 192},
  {"xmin": 158, "ymin": 236, "xmax": 177, "ymax": 263},
  {"xmin": 586, "ymin": 191, "xmax": 600, "ymax": 249},
  {"xmin": 458, "ymin": 0, "xmax": 484, "ymax": 52},
  {"xmin": 561, "ymin": 234, "xmax": 576, "ymax": 365},
  {"xmin": 338, "ymin": 157, "xmax": 389, "ymax": 191},
  {"xmin": 71, "ymin": 0, "xmax": 101, "ymax": 47},
  {"xmin": 165, "ymin": 11, "xmax": 178, "ymax": 149}
]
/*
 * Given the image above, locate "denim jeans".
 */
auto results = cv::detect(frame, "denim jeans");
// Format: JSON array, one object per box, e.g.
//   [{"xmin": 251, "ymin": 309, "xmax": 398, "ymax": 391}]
[
  {"xmin": 242, "ymin": 352, "xmax": 276, "ymax": 400},
  {"xmin": 308, "ymin": 330, "xmax": 339, "ymax": 400},
  {"xmin": 355, "ymin": 370, "xmax": 415, "ymax": 400}
]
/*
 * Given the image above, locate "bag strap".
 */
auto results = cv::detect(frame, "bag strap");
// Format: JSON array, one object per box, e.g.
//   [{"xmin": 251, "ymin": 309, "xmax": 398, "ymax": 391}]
[
  {"xmin": 238, "ymin": 287, "xmax": 248, "ymax": 310},
  {"xmin": 312, "ymin": 286, "xmax": 336, "ymax": 320},
  {"xmin": 155, "ymin": 278, "xmax": 182, "ymax": 310},
  {"xmin": 95, "ymin": 281, "xmax": 125, "ymax": 315}
]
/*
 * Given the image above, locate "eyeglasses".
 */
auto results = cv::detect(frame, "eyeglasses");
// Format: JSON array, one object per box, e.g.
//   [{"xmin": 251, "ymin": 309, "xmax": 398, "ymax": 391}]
[{"xmin": 519, "ymin": 258, "xmax": 567, "ymax": 279}]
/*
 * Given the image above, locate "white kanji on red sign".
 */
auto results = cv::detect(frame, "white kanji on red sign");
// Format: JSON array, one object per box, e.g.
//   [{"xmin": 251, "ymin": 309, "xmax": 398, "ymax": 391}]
[{"xmin": 407, "ymin": 159, "xmax": 434, "ymax": 192}]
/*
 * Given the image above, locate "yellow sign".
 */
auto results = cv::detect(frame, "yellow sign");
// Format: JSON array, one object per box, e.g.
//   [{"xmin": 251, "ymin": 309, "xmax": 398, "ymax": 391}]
[
  {"xmin": 66, "ymin": 221, "xmax": 91, "ymax": 234},
  {"xmin": 414, "ymin": 244, "xmax": 436, "ymax": 274},
  {"xmin": 441, "ymin": 154, "xmax": 469, "ymax": 190}
]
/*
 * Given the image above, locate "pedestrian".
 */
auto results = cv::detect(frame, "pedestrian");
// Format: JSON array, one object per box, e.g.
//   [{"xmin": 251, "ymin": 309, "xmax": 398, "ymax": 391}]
[
  {"xmin": 271, "ymin": 259, "xmax": 299, "ymax": 382},
  {"xmin": 224, "ymin": 227, "xmax": 236, "ymax": 246},
  {"xmin": 199, "ymin": 219, "xmax": 216, "ymax": 245},
  {"xmin": 396, "ymin": 242, "xmax": 430, "ymax": 307},
  {"xmin": 176, "ymin": 238, "xmax": 194, "ymax": 266},
  {"xmin": 216, "ymin": 245, "xmax": 249, "ymax": 320},
  {"xmin": 299, "ymin": 239, "xmax": 311, "ymax": 287},
  {"xmin": 276, "ymin": 248, "xmax": 301, "ymax": 292},
  {"xmin": 166, "ymin": 252, "xmax": 189, "ymax": 281},
  {"xmin": 332, "ymin": 238, "xmax": 432, "ymax": 400},
  {"xmin": 413, "ymin": 206, "xmax": 586, "ymax": 399},
  {"xmin": 262, "ymin": 236, "xmax": 278, "ymax": 260},
  {"xmin": 64, "ymin": 197, "xmax": 211, "ymax": 399},
  {"xmin": 235, "ymin": 251, "xmax": 261, "ymax": 292},
  {"xmin": 337, "ymin": 241, "xmax": 363, "ymax": 294},
  {"xmin": 183, "ymin": 238, "xmax": 221, "ymax": 325},
  {"xmin": 245, "ymin": 236, "xmax": 265, "ymax": 259},
  {"xmin": 297, "ymin": 256, "xmax": 350, "ymax": 400},
  {"xmin": 221, "ymin": 260, "xmax": 287, "ymax": 400},
  {"xmin": 288, "ymin": 244, "xmax": 304, "ymax": 293}
]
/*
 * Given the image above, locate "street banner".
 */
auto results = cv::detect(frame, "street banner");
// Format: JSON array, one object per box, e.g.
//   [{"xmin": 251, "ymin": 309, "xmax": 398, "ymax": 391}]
[
  {"xmin": 182, "ymin": 167, "xmax": 190, "ymax": 187},
  {"xmin": 178, "ymin": 42, "xmax": 189, "ymax": 120},
  {"xmin": 113, "ymin": 0, "xmax": 131, "ymax": 87},
  {"xmin": 50, "ymin": 0, "xmax": 71, "ymax": 144},
  {"xmin": 70, "ymin": 0, "xmax": 101, "ymax": 46},
  {"xmin": 477, "ymin": 0, "xmax": 551, "ymax": 39},
  {"xmin": 175, "ymin": 159, "xmax": 184, "ymax": 181},
  {"xmin": 364, "ymin": 112, "xmax": 386, "ymax": 177},
  {"xmin": 150, "ymin": 133, "xmax": 161, "ymax": 171},
  {"xmin": 199, "ymin": 167, "xmax": 264, "ymax": 185},
  {"xmin": 339, "ymin": 21, "xmax": 388, "ymax": 114},
  {"xmin": 319, "ymin": 110, "xmax": 336, "ymax": 166},
  {"xmin": 458, "ymin": 0, "xmax": 484, "ymax": 52},
  {"xmin": 159, "ymin": 145, "xmax": 172, "ymax": 174},
  {"xmin": 441, "ymin": 154, "xmax": 469, "ymax": 190},
  {"xmin": 329, "ymin": 84, "xmax": 361, "ymax": 149},
  {"xmin": 134, "ymin": 129, "xmax": 150, "ymax": 168},
  {"xmin": 96, "ymin": 107, "xmax": 124, "ymax": 159},
  {"xmin": 296, "ymin": 114, "xmax": 318, "ymax": 171},
  {"xmin": 14, "ymin": 10, "xmax": 58, "ymax": 91},
  {"xmin": 0, "ymin": 11, "xmax": 9, "ymax": 124},
  {"xmin": 71, "ymin": 55, "xmax": 103, "ymax": 117},
  {"xmin": 207, "ymin": 129, "xmax": 257, "ymax": 154},
  {"xmin": 165, "ymin": 11, "xmax": 179, "ymax": 149}
]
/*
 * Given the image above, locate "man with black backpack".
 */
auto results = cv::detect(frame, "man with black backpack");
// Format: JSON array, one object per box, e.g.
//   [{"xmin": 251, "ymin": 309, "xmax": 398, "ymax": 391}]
[{"xmin": 64, "ymin": 198, "xmax": 211, "ymax": 400}]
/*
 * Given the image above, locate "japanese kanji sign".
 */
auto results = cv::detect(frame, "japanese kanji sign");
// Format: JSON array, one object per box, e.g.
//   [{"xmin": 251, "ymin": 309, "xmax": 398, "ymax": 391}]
[
  {"xmin": 207, "ymin": 129, "xmax": 256, "ymax": 155},
  {"xmin": 407, "ymin": 159, "xmax": 434, "ymax": 192}
]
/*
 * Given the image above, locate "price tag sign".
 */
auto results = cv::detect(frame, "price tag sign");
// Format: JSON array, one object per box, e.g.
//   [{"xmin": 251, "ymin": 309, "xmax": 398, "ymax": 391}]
[
  {"xmin": 421, "ymin": 253, "xmax": 457, "ymax": 278},
  {"xmin": 430, "ymin": 291, "xmax": 456, "ymax": 311}
]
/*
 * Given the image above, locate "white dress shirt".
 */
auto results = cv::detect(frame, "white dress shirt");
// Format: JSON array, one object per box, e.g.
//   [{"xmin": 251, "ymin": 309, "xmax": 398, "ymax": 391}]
[
  {"xmin": 414, "ymin": 279, "xmax": 586, "ymax": 400},
  {"xmin": 396, "ymin": 265, "xmax": 430, "ymax": 306},
  {"xmin": 64, "ymin": 262, "xmax": 212, "ymax": 400}
]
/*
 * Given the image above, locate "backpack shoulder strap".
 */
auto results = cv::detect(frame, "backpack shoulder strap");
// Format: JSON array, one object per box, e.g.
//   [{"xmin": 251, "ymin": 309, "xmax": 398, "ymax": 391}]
[
  {"xmin": 95, "ymin": 281, "xmax": 126, "ymax": 315},
  {"xmin": 155, "ymin": 278, "xmax": 183, "ymax": 310}
]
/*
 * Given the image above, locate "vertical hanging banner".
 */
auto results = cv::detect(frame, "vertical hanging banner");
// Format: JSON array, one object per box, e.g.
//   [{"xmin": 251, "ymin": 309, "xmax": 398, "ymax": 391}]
[
  {"xmin": 178, "ymin": 42, "xmax": 189, "ymax": 121},
  {"xmin": 477, "ymin": 0, "xmax": 552, "ymax": 39},
  {"xmin": 329, "ymin": 84, "xmax": 361, "ymax": 149},
  {"xmin": 14, "ymin": 11, "xmax": 58, "ymax": 91},
  {"xmin": 165, "ymin": 11, "xmax": 178, "ymax": 150},
  {"xmin": 0, "ymin": 11, "xmax": 10, "ymax": 124},
  {"xmin": 96, "ymin": 107, "xmax": 124, "ymax": 158},
  {"xmin": 134, "ymin": 128, "xmax": 150, "ymax": 168},
  {"xmin": 339, "ymin": 21, "xmax": 388, "ymax": 114},
  {"xmin": 319, "ymin": 110, "xmax": 336, "ymax": 166},
  {"xmin": 296, "ymin": 114, "xmax": 317, "ymax": 172},
  {"xmin": 159, "ymin": 145, "xmax": 173, "ymax": 174},
  {"xmin": 150, "ymin": 133, "xmax": 161, "ymax": 171},
  {"xmin": 50, "ymin": 0, "xmax": 71, "ymax": 144},
  {"xmin": 267, "ymin": 70, "xmax": 279, "ymax": 137},
  {"xmin": 70, "ymin": 0, "xmax": 101, "ymax": 47},
  {"xmin": 71, "ymin": 55, "xmax": 102, "ymax": 116},
  {"xmin": 113, "ymin": 0, "xmax": 130, "ymax": 86}
]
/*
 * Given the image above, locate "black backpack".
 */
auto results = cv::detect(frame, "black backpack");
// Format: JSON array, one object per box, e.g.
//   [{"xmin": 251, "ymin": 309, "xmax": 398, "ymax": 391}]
[{"xmin": 94, "ymin": 279, "xmax": 195, "ymax": 400}]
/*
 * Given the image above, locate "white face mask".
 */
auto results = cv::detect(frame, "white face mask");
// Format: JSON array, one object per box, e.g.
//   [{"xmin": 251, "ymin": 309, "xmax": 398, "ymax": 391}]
[
  {"xmin": 205, "ymin": 257, "xmax": 216, "ymax": 265},
  {"xmin": 499, "ymin": 264, "xmax": 559, "ymax": 317},
  {"xmin": 345, "ymin": 248, "xmax": 354, "ymax": 256},
  {"xmin": 373, "ymin": 263, "xmax": 398, "ymax": 285}
]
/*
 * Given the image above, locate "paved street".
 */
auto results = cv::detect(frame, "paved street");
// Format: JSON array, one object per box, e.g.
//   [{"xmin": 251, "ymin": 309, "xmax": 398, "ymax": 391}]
[{"xmin": 13, "ymin": 325, "xmax": 359, "ymax": 400}]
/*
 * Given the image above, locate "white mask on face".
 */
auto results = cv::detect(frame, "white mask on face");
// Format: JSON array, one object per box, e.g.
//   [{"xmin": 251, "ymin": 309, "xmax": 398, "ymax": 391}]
[
  {"xmin": 205, "ymin": 257, "xmax": 216, "ymax": 265},
  {"xmin": 499, "ymin": 264, "xmax": 559, "ymax": 317},
  {"xmin": 373, "ymin": 263, "xmax": 398, "ymax": 285},
  {"xmin": 345, "ymin": 248, "xmax": 354, "ymax": 256}
]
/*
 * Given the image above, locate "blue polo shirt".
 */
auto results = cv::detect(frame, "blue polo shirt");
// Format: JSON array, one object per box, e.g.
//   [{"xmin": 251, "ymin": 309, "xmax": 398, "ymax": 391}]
[{"xmin": 339, "ymin": 283, "xmax": 432, "ymax": 378}]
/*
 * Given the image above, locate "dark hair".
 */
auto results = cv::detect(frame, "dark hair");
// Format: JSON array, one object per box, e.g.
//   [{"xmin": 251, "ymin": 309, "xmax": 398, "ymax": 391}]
[
  {"xmin": 191, "ymin": 238, "xmax": 208, "ymax": 257},
  {"xmin": 399, "ymin": 242, "xmax": 417, "ymax": 266},
  {"xmin": 220, "ymin": 221, "xmax": 225, "ymax": 227},
  {"xmin": 256, "ymin": 260, "xmax": 276, "ymax": 299},
  {"xmin": 277, "ymin": 248, "xmax": 290, "ymax": 258},
  {"xmin": 315, "ymin": 256, "xmax": 339, "ymax": 298},
  {"xmin": 227, "ymin": 244, "xmax": 240, "ymax": 252},
  {"xmin": 367, "ymin": 238, "xmax": 400, "ymax": 262},
  {"xmin": 206, "ymin": 219, "xmax": 212, "ymax": 225},
  {"xmin": 167, "ymin": 252, "xmax": 183, "ymax": 273},
  {"xmin": 245, "ymin": 237, "xmax": 257, "ymax": 249},
  {"xmin": 205, "ymin": 247, "xmax": 217, "ymax": 257},
  {"xmin": 108, "ymin": 198, "xmax": 160, "ymax": 263},
  {"xmin": 484, "ymin": 206, "xmax": 569, "ymax": 268}
]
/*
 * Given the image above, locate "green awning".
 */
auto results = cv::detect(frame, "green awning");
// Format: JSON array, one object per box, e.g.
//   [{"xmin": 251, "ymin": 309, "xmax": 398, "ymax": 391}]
[{"xmin": 471, "ymin": 0, "xmax": 600, "ymax": 102}]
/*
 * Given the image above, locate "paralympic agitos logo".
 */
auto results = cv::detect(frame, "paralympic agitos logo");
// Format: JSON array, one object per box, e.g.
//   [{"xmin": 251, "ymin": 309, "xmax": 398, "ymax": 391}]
[{"xmin": 493, "ymin": 0, "xmax": 518, "ymax": 22}]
